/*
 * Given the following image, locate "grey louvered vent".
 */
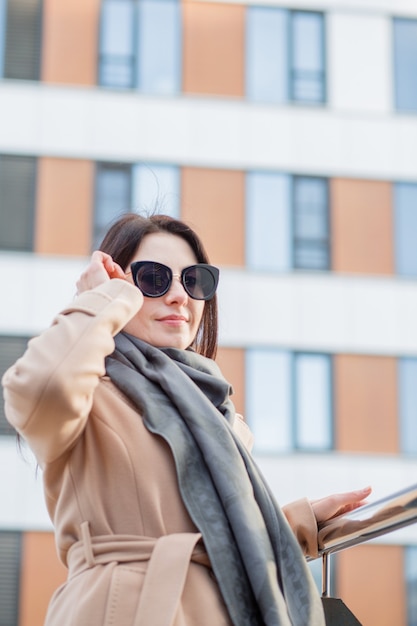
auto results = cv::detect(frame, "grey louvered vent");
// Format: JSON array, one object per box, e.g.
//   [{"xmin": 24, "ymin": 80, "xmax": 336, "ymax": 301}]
[
  {"xmin": 4, "ymin": 0, "xmax": 42, "ymax": 80},
  {"xmin": 0, "ymin": 532, "xmax": 21, "ymax": 626},
  {"xmin": 0, "ymin": 155, "xmax": 36, "ymax": 251},
  {"xmin": 0, "ymin": 336, "xmax": 29, "ymax": 436}
]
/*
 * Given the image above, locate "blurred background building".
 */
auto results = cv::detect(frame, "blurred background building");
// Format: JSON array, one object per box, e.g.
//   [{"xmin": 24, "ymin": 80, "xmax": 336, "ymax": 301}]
[{"xmin": 1, "ymin": 0, "xmax": 417, "ymax": 624}]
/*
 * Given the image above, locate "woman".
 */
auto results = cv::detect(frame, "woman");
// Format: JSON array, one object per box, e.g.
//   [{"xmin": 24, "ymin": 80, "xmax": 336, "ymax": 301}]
[{"xmin": 2, "ymin": 214, "xmax": 370, "ymax": 626}]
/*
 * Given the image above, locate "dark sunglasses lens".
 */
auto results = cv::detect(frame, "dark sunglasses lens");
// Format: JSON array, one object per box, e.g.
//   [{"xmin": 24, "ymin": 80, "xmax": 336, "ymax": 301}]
[
  {"xmin": 183, "ymin": 266, "xmax": 218, "ymax": 300},
  {"xmin": 135, "ymin": 263, "xmax": 171, "ymax": 297}
]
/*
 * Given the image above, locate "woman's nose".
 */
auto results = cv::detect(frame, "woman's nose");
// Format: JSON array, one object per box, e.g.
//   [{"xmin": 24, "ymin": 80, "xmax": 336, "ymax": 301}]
[{"xmin": 165, "ymin": 274, "xmax": 188, "ymax": 303}]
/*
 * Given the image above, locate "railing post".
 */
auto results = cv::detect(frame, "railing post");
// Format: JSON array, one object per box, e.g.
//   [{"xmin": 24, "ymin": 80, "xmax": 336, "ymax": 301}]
[
  {"xmin": 321, "ymin": 552, "xmax": 363, "ymax": 625},
  {"xmin": 321, "ymin": 552, "xmax": 330, "ymax": 597}
]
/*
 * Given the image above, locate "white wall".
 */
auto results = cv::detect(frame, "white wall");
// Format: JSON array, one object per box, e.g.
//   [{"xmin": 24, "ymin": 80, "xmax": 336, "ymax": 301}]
[
  {"xmin": 328, "ymin": 13, "xmax": 392, "ymax": 113},
  {"xmin": 0, "ymin": 439, "xmax": 51, "ymax": 530},
  {"xmin": 0, "ymin": 82, "xmax": 417, "ymax": 181},
  {"xmin": 219, "ymin": 270, "xmax": 417, "ymax": 356},
  {"xmin": 0, "ymin": 253, "xmax": 86, "ymax": 335}
]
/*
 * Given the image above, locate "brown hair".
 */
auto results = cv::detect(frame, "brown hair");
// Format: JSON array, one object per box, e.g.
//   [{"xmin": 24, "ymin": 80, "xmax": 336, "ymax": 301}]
[{"xmin": 99, "ymin": 213, "xmax": 219, "ymax": 359}]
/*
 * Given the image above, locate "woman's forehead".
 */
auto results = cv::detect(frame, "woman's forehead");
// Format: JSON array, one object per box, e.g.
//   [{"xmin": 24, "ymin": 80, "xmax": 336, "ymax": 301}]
[{"xmin": 132, "ymin": 232, "xmax": 197, "ymax": 266}]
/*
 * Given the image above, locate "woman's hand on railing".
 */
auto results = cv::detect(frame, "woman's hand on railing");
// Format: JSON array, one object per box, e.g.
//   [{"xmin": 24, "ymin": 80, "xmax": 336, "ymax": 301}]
[{"xmin": 311, "ymin": 486, "xmax": 372, "ymax": 526}]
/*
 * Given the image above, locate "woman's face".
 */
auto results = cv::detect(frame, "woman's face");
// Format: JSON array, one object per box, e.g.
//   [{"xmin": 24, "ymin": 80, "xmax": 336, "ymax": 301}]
[{"xmin": 123, "ymin": 232, "xmax": 205, "ymax": 350}]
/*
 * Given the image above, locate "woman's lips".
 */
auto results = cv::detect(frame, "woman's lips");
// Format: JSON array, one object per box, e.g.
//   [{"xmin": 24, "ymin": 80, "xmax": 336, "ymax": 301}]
[{"xmin": 158, "ymin": 315, "xmax": 188, "ymax": 326}]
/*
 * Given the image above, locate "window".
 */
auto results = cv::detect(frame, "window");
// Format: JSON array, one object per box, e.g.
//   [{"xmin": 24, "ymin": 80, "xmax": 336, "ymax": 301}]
[
  {"xmin": 246, "ymin": 172, "xmax": 329, "ymax": 271},
  {"xmin": 1, "ymin": 0, "xmax": 42, "ymax": 80},
  {"xmin": 394, "ymin": 183, "xmax": 417, "ymax": 277},
  {"xmin": 246, "ymin": 7, "xmax": 288, "ymax": 103},
  {"xmin": 307, "ymin": 558, "xmax": 322, "ymax": 593},
  {"xmin": 0, "ymin": 335, "xmax": 29, "ymax": 436},
  {"xmin": 0, "ymin": 532, "xmax": 21, "ymax": 625},
  {"xmin": 136, "ymin": 0, "xmax": 181, "ymax": 94},
  {"xmin": 293, "ymin": 176, "xmax": 329, "ymax": 270},
  {"xmin": 246, "ymin": 172, "xmax": 291, "ymax": 271},
  {"xmin": 94, "ymin": 162, "xmax": 180, "ymax": 248},
  {"xmin": 99, "ymin": 0, "xmax": 181, "ymax": 94},
  {"xmin": 246, "ymin": 349, "xmax": 332, "ymax": 453},
  {"xmin": 290, "ymin": 11, "xmax": 325, "ymax": 103},
  {"xmin": 406, "ymin": 546, "xmax": 417, "ymax": 626},
  {"xmin": 394, "ymin": 18, "xmax": 417, "ymax": 112},
  {"xmin": 99, "ymin": 0, "xmax": 135, "ymax": 88},
  {"xmin": 246, "ymin": 350, "xmax": 292, "ymax": 453},
  {"xmin": 398, "ymin": 358, "xmax": 417, "ymax": 455},
  {"xmin": 0, "ymin": 0, "xmax": 5, "ymax": 76},
  {"xmin": 132, "ymin": 164, "xmax": 180, "ymax": 216},
  {"xmin": 294, "ymin": 353, "xmax": 332, "ymax": 450},
  {"xmin": 94, "ymin": 163, "xmax": 132, "ymax": 247},
  {"xmin": 0, "ymin": 155, "xmax": 36, "ymax": 251},
  {"xmin": 246, "ymin": 8, "xmax": 325, "ymax": 105}
]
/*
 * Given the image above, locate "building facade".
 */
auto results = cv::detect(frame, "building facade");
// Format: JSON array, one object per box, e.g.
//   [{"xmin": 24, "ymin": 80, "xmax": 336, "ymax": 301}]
[{"xmin": 1, "ymin": 0, "xmax": 417, "ymax": 624}]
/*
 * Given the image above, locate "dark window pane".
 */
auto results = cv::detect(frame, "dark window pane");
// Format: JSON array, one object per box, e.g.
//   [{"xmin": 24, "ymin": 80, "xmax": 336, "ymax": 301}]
[
  {"xmin": 294, "ymin": 242, "xmax": 329, "ymax": 269},
  {"xmin": 0, "ymin": 155, "xmax": 36, "ymax": 251},
  {"xmin": 0, "ymin": 532, "xmax": 21, "ymax": 626},
  {"xmin": 291, "ymin": 11, "xmax": 325, "ymax": 103},
  {"xmin": 394, "ymin": 18, "xmax": 417, "ymax": 112},
  {"xmin": 99, "ymin": 0, "xmax": 136, "ymax": 88},
  {"xmin": 0, "ymin": 335, "xmax": 29, "ymax": 436},
  {"xmin": 94, "ymin": 163, "xmax": 131, "ymax": 248},
  {"xmin": 293, "ymin": 177, "xmax": 329, "ymax": 269},
  {"xmin": 4, "ymin": 0, "xmax": 42, "ymax": 80}
]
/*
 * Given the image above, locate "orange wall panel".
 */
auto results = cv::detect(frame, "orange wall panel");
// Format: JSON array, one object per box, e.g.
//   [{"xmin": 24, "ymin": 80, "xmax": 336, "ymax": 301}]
[
  {"xmin": 183, "ymin": 1, "xmax": 245, "ymax": 96},
  {"xmin": 216, "ymin": 347, "xmax": 245, "ymax": 416},
  {"xmin": 181, "ymin": 167, "xmax": 245, "ymax": 266},
  {"xmin": 331, "ymin": 179, "xmax": 394, "ymax": 275},
  {"xmin": 334, "ymin": 354, "xmax": 399, "ymax": 453},
  {"xmin": 35, "ymin": 158, "xmax": 94, "ymax": 256},
  {"xmin": 337, "ymin": 545, "xmax": 406, "ymax": 626},
  {"xmin": 19, "ymin": 532, "xmax": 67, "ymax": 626},
  {"xmin": 42, "ymin": 0, "xmax": 101, "ymax": 84}
]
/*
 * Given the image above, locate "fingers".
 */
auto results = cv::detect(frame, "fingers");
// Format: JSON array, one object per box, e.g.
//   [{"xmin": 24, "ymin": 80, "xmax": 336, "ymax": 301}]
[
  {"xmin": 332, "ymin": 486, "xmax": 372, "ymax": 508},
  {"xmin": 76, "ymin": 251, "xmax": 127, "ymax": 295},
  {"xmin": 312, "ymin": 486, "xmax": 372, "ymax": 524}
]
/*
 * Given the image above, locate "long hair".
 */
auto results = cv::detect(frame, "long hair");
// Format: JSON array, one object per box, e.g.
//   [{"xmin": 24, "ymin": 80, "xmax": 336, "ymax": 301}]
[{"xmin": 99, "ymin": 213, "xmax": 219, "ymax": 359}]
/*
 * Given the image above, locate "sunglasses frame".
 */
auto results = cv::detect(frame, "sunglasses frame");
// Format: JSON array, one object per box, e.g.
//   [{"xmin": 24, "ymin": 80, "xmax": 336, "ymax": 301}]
[{"xmin": 130, "ymin": 261, "xmax": 219, "ymax": 301}]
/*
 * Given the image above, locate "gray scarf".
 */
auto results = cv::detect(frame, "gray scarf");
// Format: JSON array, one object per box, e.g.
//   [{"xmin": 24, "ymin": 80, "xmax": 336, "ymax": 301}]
[{"xmin": 105, "ymin": 333, "xmax": 325, "ymax": 626}]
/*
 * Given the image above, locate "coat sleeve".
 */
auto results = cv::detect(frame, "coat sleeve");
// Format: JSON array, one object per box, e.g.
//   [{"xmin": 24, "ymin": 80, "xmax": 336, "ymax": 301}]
[
  {"xmin": 282, "ymin": 498, "xmax": 319, "ymax": 558},
  {"xmin": 2, "ymin": 279, "xmax": 143, "ymax": 466}
]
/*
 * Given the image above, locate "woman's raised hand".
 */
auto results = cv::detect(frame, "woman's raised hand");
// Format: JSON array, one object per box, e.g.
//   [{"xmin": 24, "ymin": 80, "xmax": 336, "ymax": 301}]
[
  {"xmin": 311, "ymin": 486, "xmax": 372, "ymax": 526},
  {"xmin": 76, "ymin": 251, "xmax": 126, "ymax": 295}
]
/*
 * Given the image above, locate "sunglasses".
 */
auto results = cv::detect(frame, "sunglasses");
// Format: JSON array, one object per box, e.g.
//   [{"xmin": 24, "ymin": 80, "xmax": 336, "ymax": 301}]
[{"xmin": 129, "ymin": 261, "xmax": 219, "ymax": 301}]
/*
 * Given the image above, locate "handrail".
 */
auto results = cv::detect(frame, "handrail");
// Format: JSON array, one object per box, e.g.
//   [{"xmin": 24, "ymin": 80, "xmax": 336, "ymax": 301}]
[
  {"xmin": 313, "ymin": 483, "xmax": 417, "ymax": 597},
  {"xmin": 318, "ymin": 482, "xmax": 417, "ymax": 555}
]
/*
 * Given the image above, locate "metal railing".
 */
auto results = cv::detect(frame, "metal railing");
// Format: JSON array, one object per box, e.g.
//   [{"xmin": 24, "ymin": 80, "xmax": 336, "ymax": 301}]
[{"xmin": 316, "ymin": 483, "xmax": 417, "ymax": 599}]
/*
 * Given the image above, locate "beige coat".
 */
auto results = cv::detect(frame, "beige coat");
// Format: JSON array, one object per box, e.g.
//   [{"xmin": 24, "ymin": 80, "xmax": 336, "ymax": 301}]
[{"xmin": 2, "ymin": 279, "xmax": 318, "ymax": 626}]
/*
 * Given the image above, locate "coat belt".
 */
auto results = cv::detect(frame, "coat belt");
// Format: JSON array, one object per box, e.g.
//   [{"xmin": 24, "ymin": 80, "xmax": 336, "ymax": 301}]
[{"xmin": 67, "ymin": 521, "xmax": 210, "ymax": 626}]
